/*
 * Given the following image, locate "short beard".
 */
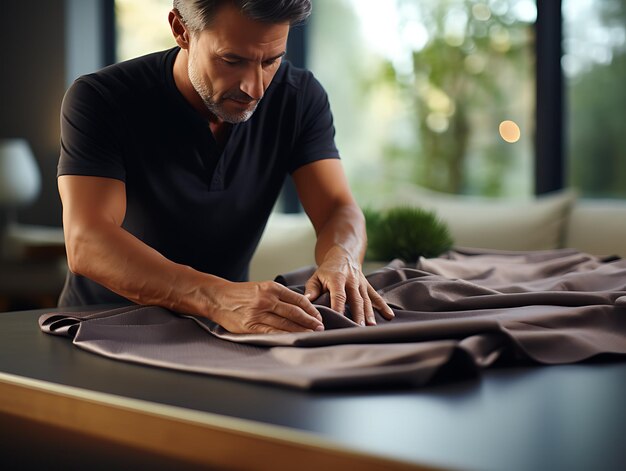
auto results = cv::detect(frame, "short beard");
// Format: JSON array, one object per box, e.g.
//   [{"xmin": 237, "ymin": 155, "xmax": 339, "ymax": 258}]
[{"xmin": 187, "ymin": 54, "xmax": 260, "ymax": 124}]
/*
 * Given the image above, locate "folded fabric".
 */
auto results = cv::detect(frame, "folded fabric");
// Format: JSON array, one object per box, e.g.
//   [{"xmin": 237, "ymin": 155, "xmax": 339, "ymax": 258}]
[{"xmin": 39, "ymin": 248, "xmax": 626, "ymax": 389}]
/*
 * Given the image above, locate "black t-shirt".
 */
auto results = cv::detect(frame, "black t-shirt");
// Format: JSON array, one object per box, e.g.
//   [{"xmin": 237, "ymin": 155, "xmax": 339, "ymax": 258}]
[{"xmin": 58, "ymin": 47, "xmax": 339, "ymax": 306}]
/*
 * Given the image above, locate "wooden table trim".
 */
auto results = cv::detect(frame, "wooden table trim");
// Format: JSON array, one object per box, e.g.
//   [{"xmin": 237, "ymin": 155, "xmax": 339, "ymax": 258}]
[{"xmin": 0, "ymin": 372, "xmax": 440, "ymax": 470}]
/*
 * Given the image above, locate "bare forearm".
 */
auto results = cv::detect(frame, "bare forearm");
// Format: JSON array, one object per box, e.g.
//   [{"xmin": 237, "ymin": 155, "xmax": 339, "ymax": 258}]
[
  {"xmin": 58, "ymin": 175, "xmax": 322, "ymax": 334},
  {"xmin": 66, "ymin": 223, "xmax": 224, "ymax": 315},
  {"xmin": 66, "ymin": 222, "xmax": 324, "ymax": 333},
  {"xmin": 314, "ymin": 203, "xmax": 366, "ymax": 266}
]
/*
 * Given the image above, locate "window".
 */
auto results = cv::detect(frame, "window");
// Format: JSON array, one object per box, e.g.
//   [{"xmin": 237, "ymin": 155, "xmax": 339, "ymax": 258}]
[
  {"xmin": 111, "ymin": 0, "xmax": 625, "ymax": 205},
  {"xmin": 115, "ymin": 0, "xmax": 174, "ymax": 61},
  {"xmin": 308, "ymin": 0, "xmax": 537, "ymax": 203},
  {"xmin": 563, "ymin": 0, "xmax": 626, "ymax": 198}
]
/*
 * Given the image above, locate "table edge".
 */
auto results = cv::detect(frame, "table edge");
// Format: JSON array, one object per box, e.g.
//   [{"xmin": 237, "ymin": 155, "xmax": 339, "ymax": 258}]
[{"xmin": 0, "ymin": 371, "xmax": 440, "ymax": 471}]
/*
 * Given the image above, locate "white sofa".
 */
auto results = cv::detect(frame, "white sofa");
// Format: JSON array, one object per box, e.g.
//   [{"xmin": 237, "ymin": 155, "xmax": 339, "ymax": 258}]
[
  {"xmin": 5, "ymin": 186, "xmax": 625, "ymax": 286},
  {"xmin": 249, "ymin": 185, "xmax": 626, "ymax": 281}
]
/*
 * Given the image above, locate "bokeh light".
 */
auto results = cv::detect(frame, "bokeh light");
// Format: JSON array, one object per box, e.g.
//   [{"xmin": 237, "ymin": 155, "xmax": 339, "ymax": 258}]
[{"xmin": 499, "ymin": 120, "xmax": 521, "ymax": 143}]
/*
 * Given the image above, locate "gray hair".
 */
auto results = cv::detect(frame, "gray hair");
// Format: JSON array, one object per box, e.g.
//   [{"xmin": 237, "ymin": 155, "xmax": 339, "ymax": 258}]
[{"xmin": 173, "ymin": 0, "xmax": 312, "ymax": 32}]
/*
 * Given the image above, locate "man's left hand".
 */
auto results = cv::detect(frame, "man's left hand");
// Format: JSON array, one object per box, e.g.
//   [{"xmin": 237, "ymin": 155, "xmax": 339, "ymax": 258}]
[{"xmin": 304, "ymin": 247, "xmax": 395, "ymax": 326}]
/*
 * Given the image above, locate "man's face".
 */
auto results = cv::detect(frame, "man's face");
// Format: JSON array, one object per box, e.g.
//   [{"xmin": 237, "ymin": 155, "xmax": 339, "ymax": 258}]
[{"xmin": 186, "ymin": 5, "xmax": 290, "ymax": 123}]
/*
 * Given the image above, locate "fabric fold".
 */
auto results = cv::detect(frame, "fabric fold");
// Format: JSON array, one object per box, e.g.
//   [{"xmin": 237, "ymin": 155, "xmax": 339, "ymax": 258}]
[{"xmin": 38, "ymin": 249, "xmax": 626, "ymax": 389}]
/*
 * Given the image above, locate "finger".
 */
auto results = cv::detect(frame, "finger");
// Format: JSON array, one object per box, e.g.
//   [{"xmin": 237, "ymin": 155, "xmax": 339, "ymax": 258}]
[
  {"xmin": 273, "ymin": 300, "xmax": 325, "ymax": 331},
  {"xmin": 344, "ymin": 281, "xmax": 365, "ymax": 326},
  {"xmin": 367, "ymin": 284, "xmax": 395, "ymax": 320},
  {"xmin": 304, "ymin": 276, "xmax": 323, "ymax": 301},
  {"xmin": 255, "ymin": 314, "xmax": 318, "ymax": 333},
  {"xmin": 248, "ymin": 323, "xmax": 292, "ymax": 335},
  {"xmin": 277, "ymin": 285, "xmax": 323, "ymax": 323},
  {"xmin": 328, "ymin": 279, "xmax": 348, "ymax": 315},
  {"xmin": 360, "ymin": 283, "xmax": 376, "ymax": 326}
]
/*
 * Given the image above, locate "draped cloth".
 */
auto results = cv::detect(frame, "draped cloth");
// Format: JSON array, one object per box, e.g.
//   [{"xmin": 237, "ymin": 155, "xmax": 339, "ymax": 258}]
[{"xmin": 39, "ymin": 249, "xmax": 626, "ymax": 390}]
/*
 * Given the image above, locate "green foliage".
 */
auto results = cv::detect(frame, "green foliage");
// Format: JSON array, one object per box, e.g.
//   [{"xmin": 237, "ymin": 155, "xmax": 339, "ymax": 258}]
[
  {"xmin": 364, "ymin": 206, "xmax": 454, "ymax": 263},
  {"xmin": 381, "ymin": 0, "xmax": 533, "ymax": 194},
  {"xmin": 568, "ymin": 54, "xmax": 626, "ymax": 198}
]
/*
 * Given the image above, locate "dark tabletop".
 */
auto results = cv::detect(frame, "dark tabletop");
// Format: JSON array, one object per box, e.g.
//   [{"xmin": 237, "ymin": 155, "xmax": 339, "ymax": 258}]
[{"xmin": 1, "ymin": 307, "xmax": 626, "ymax": 471}]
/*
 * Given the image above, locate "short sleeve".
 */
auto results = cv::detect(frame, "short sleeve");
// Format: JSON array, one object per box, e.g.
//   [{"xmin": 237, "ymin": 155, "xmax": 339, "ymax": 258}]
[
  {"xmin": 288, "ymin": 73, "xmax": 340, "ymax": 173},
  {"xmin": 58, "ymin": 78, "xmax": 127, "ymax": 181}
]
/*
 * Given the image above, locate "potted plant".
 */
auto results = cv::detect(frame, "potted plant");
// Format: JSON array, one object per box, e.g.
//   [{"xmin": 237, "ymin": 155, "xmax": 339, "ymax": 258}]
[{"xmin": 363, "ymin": 206, "xmax": 453, "ymax": 271}]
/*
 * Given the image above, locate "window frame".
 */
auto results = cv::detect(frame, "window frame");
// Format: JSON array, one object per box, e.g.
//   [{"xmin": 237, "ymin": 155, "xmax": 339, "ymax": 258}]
[
  {"xmin": 102, "ymin": 1, "xmax": 566, "ymax": 202},
  {"xmin": 535, "ymin": 0, "xmax": 564, "ymax": 195}
]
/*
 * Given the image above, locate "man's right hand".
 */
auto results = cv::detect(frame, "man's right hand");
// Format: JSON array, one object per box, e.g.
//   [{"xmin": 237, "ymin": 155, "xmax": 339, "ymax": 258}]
[{"xmin": 205, "ymin": 280, "xmax": 325, "ymax": 334}]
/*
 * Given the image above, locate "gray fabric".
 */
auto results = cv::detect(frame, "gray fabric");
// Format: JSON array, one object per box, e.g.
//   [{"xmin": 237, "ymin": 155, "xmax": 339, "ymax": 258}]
[{"xmin": 39, "ymin": 249, "xmax": 626, "ymax": 389}]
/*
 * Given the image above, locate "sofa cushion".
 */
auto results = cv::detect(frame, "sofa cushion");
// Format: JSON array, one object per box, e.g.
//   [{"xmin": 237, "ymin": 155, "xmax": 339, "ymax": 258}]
[
  {"xmin": 249, "ymin": 212, "xmax": 316, "ymax": 281},
  {"xmin": 359, "ymin": 184, "xmax": 576, "ymax": 252},
  {"xmin": 566, "ymin": 200, "xmax": 626, "ymax": 256},
  {"xmin": 250, "ymin": 187, "xmax": 582, "ymax": 280}
]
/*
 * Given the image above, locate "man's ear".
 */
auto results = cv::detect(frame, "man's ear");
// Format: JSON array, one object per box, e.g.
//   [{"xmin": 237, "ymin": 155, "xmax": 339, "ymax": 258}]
[{"xmin": 169, "ymin": 9, "xmax": 191, "ymax": 50}]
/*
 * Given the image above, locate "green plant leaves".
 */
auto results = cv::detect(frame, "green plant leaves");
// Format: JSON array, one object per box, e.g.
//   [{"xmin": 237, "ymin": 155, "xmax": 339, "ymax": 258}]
[{"xmin": 364, "ymin": 206, "xmax": 454, "ymax": 263}]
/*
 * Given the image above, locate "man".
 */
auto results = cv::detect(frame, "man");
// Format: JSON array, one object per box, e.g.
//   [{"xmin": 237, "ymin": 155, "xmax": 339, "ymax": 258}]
[{"xmin": 58, "ymin": 0, "xmax": 394, "ymax": 334}]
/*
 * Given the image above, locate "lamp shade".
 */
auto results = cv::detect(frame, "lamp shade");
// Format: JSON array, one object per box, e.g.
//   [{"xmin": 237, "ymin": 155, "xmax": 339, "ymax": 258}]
[{"xmin": 0, "ymin": 139, "xmax": 41, "ymax": 206}]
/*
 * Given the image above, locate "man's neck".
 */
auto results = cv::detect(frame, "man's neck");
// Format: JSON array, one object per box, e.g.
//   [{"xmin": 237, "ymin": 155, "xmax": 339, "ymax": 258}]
[
  {"xmin": 172, "ymin": 48, "xmax": 212, "ymax": 120},
  {"xmin": 209, "ymin": 121, "xmax": 232, "ymax": 149},
  {"xmin": 172, "ymin": 48, "xmax": 231, "ymax": 146}
]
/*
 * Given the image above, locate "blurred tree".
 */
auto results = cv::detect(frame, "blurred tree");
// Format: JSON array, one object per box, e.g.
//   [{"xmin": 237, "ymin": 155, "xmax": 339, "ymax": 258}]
[
  {"xmin": 567, "ymin": 0, "xmax": 626, "ymax": 198},
  {"xmin": 382, "ymin": 0, "xmax": 533, "ymax": 194}
]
